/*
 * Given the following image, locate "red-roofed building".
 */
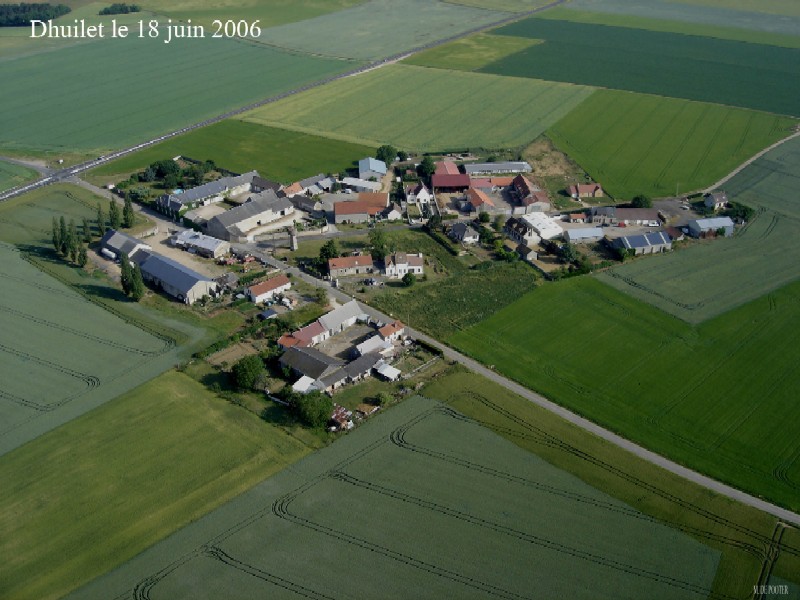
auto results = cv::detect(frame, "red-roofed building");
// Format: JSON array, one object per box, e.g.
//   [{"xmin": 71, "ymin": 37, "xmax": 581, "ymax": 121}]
[
  {"xmin": 568, "ymin": 183, "xmax": 604, "ymax": 199},
  {"xmin": 511, "ymin": 174, "xmax": 550, "ymax": 214},
  {"xmin": 435, "ymin": 160, "xmax": 460, "ymax": 176},
  {"xmin": 431, "ymin": 173, "xmax": 470, "ymax": 192},
  {"xmin": 278, "ymin": 320, "xmax": 329, "ymax": 349},
  {"xmin": 248, "ymin": 274, "xmax": 291, "ymax": 304},
  {"xmin": 357, "ymin": 192, "xmax": 390, "ymax": 207},
  {"xmin": 464, "ymin": 187, "xmax": 495, "ymax": 213},
  {"xmin": 328, "ymin": 255, "xmax": 375, "ymax": 278},
  {"xmin": 282, "ymin": 182, "xmax": 303, "ymax": 197},
  {"xmin": 334, "ymin": 200, "xmax": 385, "ymax": 224},
  {"xmin": 378, "ymin": 320, "xmax": 405, "ymax": 341}
]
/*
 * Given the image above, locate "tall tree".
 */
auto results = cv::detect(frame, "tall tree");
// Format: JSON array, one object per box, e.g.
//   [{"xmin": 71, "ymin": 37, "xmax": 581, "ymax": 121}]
[
  {"xmin": 76, "ymin": 244, "xmax": 88, "ymax": 268},
  {"xmin": 81, "ymin": 217, "xmax": 91, "ymax": 243},
  {"xmin": 376, "ymin": 144, "xmax": 397, "ymax": 166},
  {"xmin": 129, "ymin": 263, "xmax": 145, "ymax": 300},
  {"xmin": 109, "ymin": 200, "xmax": 121, "ymax": 230},
  {"xmin": 67, "ymin": 219, "xmax": 79, "ymax": 262},
  {"xmin": 119, "ymin": 252, "xmax": 132, "ymax": 296},
  {"xmin": 97, "ymin": 202, "xmax": 107, "ymax": 236},
  {"xmin": 418, "ymin": 155, "xmax": 435, "ymax": 179},
  {"xmin": 319, "ymin": 239, "xmax": 339, "ymax": 263},
  {"xmin": 123, "ymin": 196, "xmax": 135, "ymax": 228},
  {"xmin": 369, "ymin": 228, "xmax": 387, "ymax": 260},
  {"xmin": 631, "ymin": 194, "xmax": 652, "ymax": 208},
  {"xmin": 52, "ymin": 216, "xmax": 62, "ymax": 254},
  {"xmin": 58, "ymin": 216, "xmax": 68, "ymax": 256}
]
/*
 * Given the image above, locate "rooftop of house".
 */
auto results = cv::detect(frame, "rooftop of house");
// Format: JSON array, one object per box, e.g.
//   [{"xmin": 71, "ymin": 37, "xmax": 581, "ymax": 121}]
[
  {"xmin": 139, "ymin": 253, "xmax": 212, "ymax": 294},
  {"xmin": 328, "ymin": 255, "xmax": 374, "ymax": 270},
  {"xmin": 248, "ymin": 274, "xmax": 291, "ymax": 297}
]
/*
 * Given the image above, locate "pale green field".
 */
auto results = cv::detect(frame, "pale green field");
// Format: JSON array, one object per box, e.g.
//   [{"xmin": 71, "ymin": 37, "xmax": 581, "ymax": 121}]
[
  {"xmin": 403, "ymin": 32, "xmax": 542, "ymax": 70},
  {"xmin": 0, "ymin": 370, "xmax": 312, "ymax": 600},
  {"xmin": 244, "ymin": 64, "xmax": 594, "ymax": 151},
  {"xmin": 68, "ymin": 396, "xmax": 720, "ymax": 600},
  {"xmin": 547, "ymin": 89, "xmax": 796, "ymax": 199},
  {"xmin": 445, "ymin": 0, "xmax": 552, "ymax": 11},
  {"xmin": 0, "ymin": 159, "xmax": 38, "ymax": 191}
]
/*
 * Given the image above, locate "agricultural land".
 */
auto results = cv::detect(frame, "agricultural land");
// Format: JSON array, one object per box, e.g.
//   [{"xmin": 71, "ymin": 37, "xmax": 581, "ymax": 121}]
[
  {"xmin": 243, "ymin": 64, "xmax": 594, "ymax": 151},
  {"xmin": 0, "ymin": 159, "xmax": 38, "ymax": 192},
  {"xmin": 67, "ymin": 396, "xmax": 722, "ymax": 600},
  {"xmin": 597, "ymin": 135, "xmax": 800, "ymax": 321},
  {"xmin": 0, "ymin": 370, "xmax": 312, "ymax": 600},
  {"xmin": 450, "ymin": 276, "xmax": 800, "ymax": 512},
  {"xmin": 86, "ymin": 121, "xmax": 375, "ymax": 187},
  {"xmin": 483, "ymin": 17, "xmax": 800, "ymax": 116},
  {"xmin": 402, "ymin": 32, "xmax": 541, "ymax": 71},
  {"xmin": 545, "ymin": 89, "xmax": 796, "ymax": 199}
]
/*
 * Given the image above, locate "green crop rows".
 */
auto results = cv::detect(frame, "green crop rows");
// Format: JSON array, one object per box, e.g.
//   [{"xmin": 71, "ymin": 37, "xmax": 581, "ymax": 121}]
[
  {"xmin": 483, "ymin": 18, "xmax": 800, "ymax": 116},
  {"xmin": 546, "ymin": 89, "xmax": 795, "ymax": 199},
  {"xmin": 67, "ymin": 396, "xmax": 720, "ymax": 600},
  {"xmin": 0, "ymin": 35, "xmax": 348, "ymax": 155},
  {"xmin": 244, "ymin": 64, "xmax": 594, "ymax": 151},
  {"xmin": 450, "ymin": 276, "xmax": 800, "ymax": 512}
]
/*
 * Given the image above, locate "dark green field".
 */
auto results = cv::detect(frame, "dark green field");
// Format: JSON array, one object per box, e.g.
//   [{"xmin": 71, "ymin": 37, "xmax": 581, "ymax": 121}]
[
  {"xmin": 87, "ymin": 121, "xmax": 375, "ymax": 186},
  {"xmin": 67, "ymin": 396, "xmax": 721, "ymax": 600},
  {"xmin": 450, "ymin": 277, "xmax": 800, "ymax": 512},
  {"xmin": 483, "ymin": 18, "xmax": 800, "ymax": 116}
]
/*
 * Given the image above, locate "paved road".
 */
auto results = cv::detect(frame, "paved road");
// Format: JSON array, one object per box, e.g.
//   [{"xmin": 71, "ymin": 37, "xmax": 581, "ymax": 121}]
[{"xmin": 251, "ymin": 247, "xmax": 800, "ymax": 526}]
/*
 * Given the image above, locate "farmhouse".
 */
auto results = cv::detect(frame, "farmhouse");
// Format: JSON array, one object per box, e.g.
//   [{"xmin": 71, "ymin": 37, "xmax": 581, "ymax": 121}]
[
  {"xmin": 504, "ymin": 217, "xmax": 539, "ymax": 245},
  {"xmin": 344, "ymin": 352, "xmax": 383, "ymax": 382},
  {"xmin": 521, "ymin": 213, "xmax": 563, "ymax": 240},
  {"xmin": 328, "ymin": 255, "xmax": 374, "ymax": 277},
  {"xmin": 170, "ymin": 230, "xmax": 230, "ymax": 259},
  {"xmin": 334, "ymin": 200, "xmax": 384, "ymax": 224},
  {"xmin": 156, "ymin": 170, "xmax": 259, "ymax": 218},
  {"xmin": 688, "ymin": 217, "xmax": 734, "ymax": 238},
  {"xmin": 703, "ymin": 191, "xmax": 728, "ymax": 211},
  {"xmin": 405, "ymin": 182, "xmax": 432, "ymax": 205},
  {"xmin": 431, "ymin": 173, "xmax": 470, "ymax": 193},
  {"xmin": 280, "ymin": 346, "xmax": 344, "ymax": 381},
  {"xmin": 383, "ymin": 203, "xmax": 403, "ymax": 221},
  {"xmin": 567, "ymin": 212, "xmax": 587, "ymax": 223},
  {"xmin": 463, "ymin": 161, "xmax": 532, "ymax": 175},
  {"xmin": 511, "ymin": 174, "xmax": 550, "ymax": 213},
  {"xmin": 568, "ymin": 183, "xmax": 604, "ymax": 199},
  {"xmin": 589, "ymin": 206, "xmax": 660, "ymax": 226},
  {"xmin": 206, "ymin": 191, "xmax": 295, "ymax": 242},
  {"xmin": 248, "ymin": 274, "xmax": 291, "ymax": 304},
  {"xmin": 99, "ymin": 229, "xmax": 151, "ymax": 262},
  {"xmin": 318, "ymin": 300, "xmax": 369, "ymax": 334},
  {"xmin": 564, "ymin": 227, "xmax": 604, "ymax": 244},
  {"xmin": 384, "ymin": 253, "xmax": 424, "ymax": 279},
  {"xmin": 610, "ymin": 231, "xmax": 673, "ymax": 255},
  {"xmin": 356, "ymin": 335, "xmax": 393, "ymax": 357},
  {"xmin": 516, "ymin": 244, "xmax": 537, "ymax": 263},
  {"xmin": 379, "ymin": 320, "xmax": 405, "ymax": 341},
  {"xmin": 435, "ymin": 160, "xmax": 460, "ymax": 176},
  {"xmin": 449, "ymin": 222, "xmax": 480, "ymax": 244},
  {"xmin": 463, "ymin": 187, "xmax": 495, "ymax": 213},
  {"xmin": 250, "ymin": 176, "xmax": 283, "ymax": 195},
  {"xmin": 138, "ymin": 253, "xmax": 218, "ymax": 304},
  {"xmin": 282, "ymin": 182, "xmax": 304, "ymax": 198},
  {"xmin": 358, "ymin": 157, "xmax": 387, "ymax": 181},
  {"xmin": 340, "ymin": 177, "xmax": 382, "ymax": 193},
  {"xmin": 469, "ymin": 176, "xmax": 514, "ymax": 193},
  {"xmin": 278, "ymin": 321, "xmax": 329, "ymax": 349}
]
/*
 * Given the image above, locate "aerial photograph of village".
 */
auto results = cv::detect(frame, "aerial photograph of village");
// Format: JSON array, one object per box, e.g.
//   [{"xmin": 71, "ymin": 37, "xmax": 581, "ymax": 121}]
[{"xmin": 0, "ymin": 0, "xmax": 798, "ymax": 598}]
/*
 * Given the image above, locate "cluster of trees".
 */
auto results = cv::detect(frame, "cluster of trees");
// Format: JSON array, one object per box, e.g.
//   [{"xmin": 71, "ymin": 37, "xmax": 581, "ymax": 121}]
[
  {"xmin": 418, "ymin": 155, "xmax": 435, "ymax": 180},
  {"xmin": 51, "ymin": 216, "xmax": 88, "ymax": 267},
  {"xmin": 96, "ymin": 197, "xmax": 134, "ymax": 232},
  {"xmin": 631, "ymin": 194, "xmax": 652, "ymax": 208},
  {"xmin": 119, "ymin": 252, "xmax": 145, "ymax": 300},
  {"xmin": 375, "ymin": 145, "xmax": 407, "ymax": 166},
  {"xmin": 99, "ymin": 3, "xmax": 140, "ymax": 15},
  {"xmin": 0, "ymin": 3, "xmax": 70, "ymax": 26},
  {"xmin": 123, "ymin": 158, "xmax": 216, "ymax": 192},
  {"xmin": 723, "ymin": 202, "xmax": 755, "ymax": 222}
]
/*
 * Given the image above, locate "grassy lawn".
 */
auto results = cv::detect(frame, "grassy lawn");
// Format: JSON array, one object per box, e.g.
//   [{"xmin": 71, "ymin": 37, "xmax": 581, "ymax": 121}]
[
  {"xmin": 422, "ymin": 367, "xmax": 800, "ymax": 599},
  {"xmin": 86, "ymin": 121, "xmax": 375, "ymax": 187},
  {"xmin": 67, "ymin": 395, "xmax": 722, "ymax": 599},
  {"xmin": 484, "ymin": 18, "xmax": 800, "ymax": 116},
  {"xmin": 0, "ymin": 159, "xmax": 38, "ymax": 192},
  {"xmin": 0, "ymin": 370, "xmax": 312, "ymax": 600},
  {"xmin": 243, "ymin": 64, "xmax": 594, "ymax": 152},
  {"xmin": 449, "ymin": 276, "xmax": 800, "ymax": 512},
  {"xmin": 403, "ymin": 33, "xmax": 541, "ymax": 71},
  {"xmin": 546, "ymin": 89, "xmax": 795, "ymax": 199},
  {"xmin": 0, "ymin": 34, "xmax": 348, "ymax": 156}
]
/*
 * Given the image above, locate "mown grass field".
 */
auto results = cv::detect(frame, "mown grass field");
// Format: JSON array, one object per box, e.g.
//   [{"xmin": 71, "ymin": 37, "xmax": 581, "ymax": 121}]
[
  {"xmin": 257, "ymin": 0, "xmax": 509, "ymax": 60},
  {"xmin": 0, "ymin": 184, "xmax": 239, "ymax": 454},
  {"xmin": 484, "ymin": 18, "xmax": 800, "ymax": 116},
  {"xmin": 596, "ymin": 133, "xmax": 800, "ymax": 321},
  {"xmin": 0, "ymin": 370, "xmax": 312, "ymax": 600},
  {"xmin": 450, "ymin": 277, "xmax": 800, "ymax": 512},
  {"xmin": 538, "ymin": 7, "xmax": 800, "ymax": 48},
  {"xmin": 442, "ymin": 0, "xmax": 552, "ymax": 12},
  {"xmin": 0, "ymin": 159, "xmax": 38, "ymax": 192},
  {"xmin": 87, "ymin": 121, "xmax": 374, "ymax": 186},
  {"xmin": 244, "ymin": 64, "xmax": 594, "ymax": 151},
  {"xmin": 67, "ymin": 396, "xmax": 721, "ymax": 600},
  {"xmin": 0, "ymin": 35, "xmax": 348, "ymax": 155},
  {"xmin": 422, "ymin": 368, "xmax": 800, "ymax": 599},
  {"xmin": 403, "ymin": 33, "xmax": 541, "ymax": 71},
  {"xmin": 545, "ymin": 89, "xmax": 795, "ymax": 199}
]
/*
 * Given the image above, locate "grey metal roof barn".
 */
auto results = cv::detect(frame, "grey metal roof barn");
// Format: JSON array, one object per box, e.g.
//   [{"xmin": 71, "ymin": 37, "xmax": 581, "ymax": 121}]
[
  {"xmin": 463, "ymin": 162, "xmax": 532, "ymax": 175},
  {"xmin": 139, "ymin": 254, "xmax": 213, "ymax": 295},
  {"xmin": 280, "ymin": 347, "xmax": 344, "ymax": 380},
  {"xmin": 318, "ymin": 300, "xmax": 368, "ymax": 333},
  {"xmin": 100, "ymin": 229, "xmax": 151, "ymax": 260}
]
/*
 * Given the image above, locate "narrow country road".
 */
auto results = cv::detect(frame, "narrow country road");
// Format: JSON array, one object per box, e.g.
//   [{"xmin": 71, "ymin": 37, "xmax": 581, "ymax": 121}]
[{"xmin": 254, "ymin": 248, "xmax": 800, "ymax": 527}]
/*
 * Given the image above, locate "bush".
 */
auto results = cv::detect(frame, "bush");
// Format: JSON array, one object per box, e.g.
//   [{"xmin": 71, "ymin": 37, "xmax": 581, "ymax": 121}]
[{"xmin": 231, "ymin": 355, "xmax": 264, "ymax": 391}]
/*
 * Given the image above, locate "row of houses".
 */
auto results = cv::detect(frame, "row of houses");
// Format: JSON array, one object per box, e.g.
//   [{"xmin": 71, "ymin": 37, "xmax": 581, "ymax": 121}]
[
  {"xmin": 100, "ymin": 230, "xmax": 219, "ymax": 304},
  {"xmin": 328, "ymin": 252, "xmax": 424, "ymax": 279}
]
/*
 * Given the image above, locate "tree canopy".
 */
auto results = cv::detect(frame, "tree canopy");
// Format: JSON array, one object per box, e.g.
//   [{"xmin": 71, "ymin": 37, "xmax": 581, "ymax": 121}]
[
  {"xmin": 631, "ymin": 195, "xmax": 652, "ymax": 208},
  {"xmin": 231, "ymin": 355, "xmax": 265, "ymax": 391},
  {"xmin": 376, "ymin": 145, "xmax": 397, "ymax": 166}
]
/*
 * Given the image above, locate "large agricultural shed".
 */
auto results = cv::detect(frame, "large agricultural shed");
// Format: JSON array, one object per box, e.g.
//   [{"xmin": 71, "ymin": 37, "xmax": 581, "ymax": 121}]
[{"xmin": 139, "ymin": 253, "xmax": 218, "ymax": 305}]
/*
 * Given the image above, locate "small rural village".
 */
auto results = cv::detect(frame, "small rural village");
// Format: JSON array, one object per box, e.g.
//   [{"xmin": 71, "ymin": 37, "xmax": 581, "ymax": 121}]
[{"xmin": 1, "ymin": 1, "xmax": 799, "ymax": 599}]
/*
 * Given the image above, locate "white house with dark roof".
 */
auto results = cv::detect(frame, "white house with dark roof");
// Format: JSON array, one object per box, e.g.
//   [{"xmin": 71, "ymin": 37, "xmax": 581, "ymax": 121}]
[
  {"xmin": 384, "ymin": 253, "xmax": 424, "ymax": 279},
  {"xmin": 449, "ymin": 222, "xmax": 480, "ymax": 244},
  {"xmin": 405, "ymin": 182, "xmax": 432, "ymax": 205},
  {"xmin": 703, "ymin": 192, "xmax": 728, "ymax": 211}
]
